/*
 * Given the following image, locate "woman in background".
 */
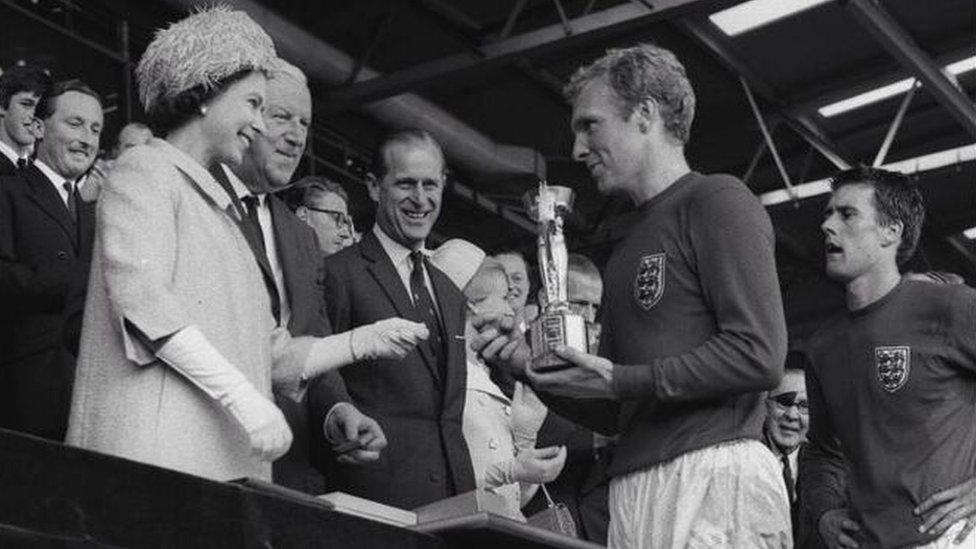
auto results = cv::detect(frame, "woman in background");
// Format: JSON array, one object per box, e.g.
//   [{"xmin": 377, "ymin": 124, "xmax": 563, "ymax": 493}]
[{"xmin": 433, "ymin": 239, "xmax": 565, "ymax": 520}]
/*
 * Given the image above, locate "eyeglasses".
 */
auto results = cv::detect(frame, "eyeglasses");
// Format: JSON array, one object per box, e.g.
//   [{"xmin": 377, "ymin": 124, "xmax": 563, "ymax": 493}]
[
  {"xmin": 304, "ymin": 206, "xmax": 353, "ymax": 231},
  {"xmin": 768, "ymin": 392, "xmax": 809, "ymax": 413}
]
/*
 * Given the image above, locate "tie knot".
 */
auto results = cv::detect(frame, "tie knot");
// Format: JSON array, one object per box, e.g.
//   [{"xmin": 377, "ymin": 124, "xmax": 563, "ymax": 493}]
[
  {"xmin": 17, "ymin": 157, "xmax": 28, "ymax": 169},
  {"xmin": 410, "ymin": 250, "xmax": 425, "ymax": 268},
  {"xmin": 63, "ymin": 180, "xmax": 74, "ymax": 193},
  {"xmin": 242, "ymin": 195, "xmax": 260, "ymax": 210}
]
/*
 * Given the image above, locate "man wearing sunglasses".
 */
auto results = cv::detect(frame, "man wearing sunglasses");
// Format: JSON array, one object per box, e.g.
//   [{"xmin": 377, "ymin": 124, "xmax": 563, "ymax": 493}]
[
  {"xmin": 308, "ymin": 128, "xmax": 475, "ymax": 508},
  {"xmin": 295, "ymin": 176, "xmax": 354, "ymax": 257},
  {"xmin": 764, "ymin": 358, "xmax": 809, "ymax": 505}
]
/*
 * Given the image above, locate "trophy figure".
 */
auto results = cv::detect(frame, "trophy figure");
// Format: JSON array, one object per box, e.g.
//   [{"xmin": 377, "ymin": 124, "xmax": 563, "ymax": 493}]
[{"xmin": 523, "ymin": 181, "xmax": 588, "ymax": 372}]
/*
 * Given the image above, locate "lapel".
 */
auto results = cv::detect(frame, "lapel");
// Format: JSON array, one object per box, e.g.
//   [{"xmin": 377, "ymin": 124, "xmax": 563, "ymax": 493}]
[
  {"xmin": 429, "ymin": 264, "xmax": 465, "ymax": 397},
  {"xmin": 0, "ymin": 153, "xmax": 16, "ymax": 175},
  {"xmin": 268, "ymin": 195, "xmax": 309, "ymax": 320},
  {"xmin": 360, "ymin": 231, "xmax": 441, "ymax": 384},
  {"xmin": 151, "ymin": 139, "xmax": 240, "ymax": 222},
  {"xmin": 208, "ymin": 163, "xmax": 284, "ymax": 325},
  {"xmin": 76, "ymin": 199, "xmax": 96, "ymax": 256},
  {"xmin": 209, "ymin": 164, "xmax": 277, "ymax": 280},
  {"xmin": 23, "ymin": 165, "xmax": 76, "ymax": 246}
]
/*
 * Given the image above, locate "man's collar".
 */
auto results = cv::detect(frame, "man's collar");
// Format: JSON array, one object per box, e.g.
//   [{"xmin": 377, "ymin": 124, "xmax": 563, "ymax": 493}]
[
  {"xmin": 33, "ymin": 158, "xmax": 70, "ymax": 186},
  {"xmin": 221, "ymin": 164, "xmax": 264, "ymax": 205},
  {"xmin": 0, "ymin": 138, "xmax": 27, "ymax": 165},
  {"xmin": 372, "ymin": 224, "xmax": 427, "ymax": 266}
]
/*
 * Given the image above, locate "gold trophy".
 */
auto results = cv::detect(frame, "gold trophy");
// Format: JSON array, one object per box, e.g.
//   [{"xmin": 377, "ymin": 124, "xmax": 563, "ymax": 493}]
[{"xmin": 523, "ymin": 181, "xmax": 588, "ymax": 372}]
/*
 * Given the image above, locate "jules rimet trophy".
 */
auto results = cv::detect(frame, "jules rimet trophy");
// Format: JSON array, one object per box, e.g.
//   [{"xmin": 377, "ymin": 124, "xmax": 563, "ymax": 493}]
[{"xmin": 523, "ymin": 181, "xmax": 588, "ymax": 372}]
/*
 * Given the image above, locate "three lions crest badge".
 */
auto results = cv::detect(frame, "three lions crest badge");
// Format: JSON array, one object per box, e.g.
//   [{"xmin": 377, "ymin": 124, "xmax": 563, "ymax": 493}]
[
  {"xmin": 875, "ymin": 346, "xmax": 911, "ymax": 393},
  {"xmin": 635, "ymin": 253, "xmax": 666, "ymax": 310}
]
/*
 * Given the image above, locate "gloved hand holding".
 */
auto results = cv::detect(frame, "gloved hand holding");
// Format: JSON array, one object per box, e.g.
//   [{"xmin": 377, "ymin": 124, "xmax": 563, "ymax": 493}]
[
  {"xmin": 485, "ymin": 445, "xmax": 567, "ymax": 487},
  {"xmin": 511, "ymin": 382, "xmax": 548, "ymax": 451},
  {"xmin": 350, "ymin": 318, "xmax": 429, "ymax": 361}
]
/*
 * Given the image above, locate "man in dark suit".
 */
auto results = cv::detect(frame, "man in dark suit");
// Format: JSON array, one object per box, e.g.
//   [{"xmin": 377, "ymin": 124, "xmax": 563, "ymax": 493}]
[
  {"xmin": 0, "ymin": 65, "xmax": 51, "ymax": 176},
  {"xmin": 213, "ymin": 60, "xmax": 384, "ymax": 494},
  {"xmin": 0, "ymin": 79, "xmax": 102, "ymax": 440},
  {"xmin": 308, "ymin": 129, "xmax": 475, "ymax": 509}
]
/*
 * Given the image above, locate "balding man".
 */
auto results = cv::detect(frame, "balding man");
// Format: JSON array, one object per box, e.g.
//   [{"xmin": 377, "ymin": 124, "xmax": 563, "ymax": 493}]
[{"xmin": 211, "ymin": 59, "xmax": 384, "ymax": 494}]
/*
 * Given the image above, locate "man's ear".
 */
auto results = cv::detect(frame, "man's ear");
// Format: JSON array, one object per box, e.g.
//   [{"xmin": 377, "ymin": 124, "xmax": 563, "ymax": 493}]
[
  {"xmin": 634, "ymin": 99, "xmax": 657, "ymax": 133},
  {"xmin": 366, "ymin": 173, "xmax": 381, "ymax": 203},
  {"xmin": 881, "ymin": 220, "xmax": 904, "ymax": 248}
]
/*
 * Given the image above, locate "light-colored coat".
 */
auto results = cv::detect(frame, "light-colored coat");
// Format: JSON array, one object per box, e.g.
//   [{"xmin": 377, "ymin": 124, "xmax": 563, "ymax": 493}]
[{"xmin": 66, "ymin": 138, "xmax": 301, "ymax": 481}]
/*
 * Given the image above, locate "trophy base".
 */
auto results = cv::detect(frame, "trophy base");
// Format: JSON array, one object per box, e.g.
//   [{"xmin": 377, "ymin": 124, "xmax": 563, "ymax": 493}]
[{"xmin": 530, "ymin": 311, "xmax": 588, "ymax": 372}]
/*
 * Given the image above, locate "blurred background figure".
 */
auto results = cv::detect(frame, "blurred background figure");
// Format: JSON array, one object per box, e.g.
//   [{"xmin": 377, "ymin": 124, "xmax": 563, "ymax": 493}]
[
  {"xmin": 523, "ymin": 252, "xmax": 612, "ymax": 544},
  {"xmin": 113, "ymin": 122, "xmax": 152, "ymax": 156},
  {"xmin": 493, "ymin": 249, "xmax": 535, "ymax": 322},
  {"xmin": 763, "ymin": 354, "xmax": 809, "ymax": 509},
  {"xmin": 294, "ymin": 175, "xmax": 354, "ymax": 257},
  {"xmin": 432, "ymin": 239, "xmax": 565, "ymax": 521},
  {"xmin": 0, "ymin": 64, "xmax": 51, "ymax": 175}
]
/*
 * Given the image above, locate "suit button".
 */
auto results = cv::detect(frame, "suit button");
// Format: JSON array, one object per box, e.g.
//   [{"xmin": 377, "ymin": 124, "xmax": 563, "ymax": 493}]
[
  {"xmin": 428, "ymin": 472, "xmax": 441, "ymax": 483},
  {"xmin": 488, "ymin": 438, "xmax": 498, "ymax": 450},
  {"xmin": 57, "ymin": 251, "xmax": 67, "ymax": 260}
]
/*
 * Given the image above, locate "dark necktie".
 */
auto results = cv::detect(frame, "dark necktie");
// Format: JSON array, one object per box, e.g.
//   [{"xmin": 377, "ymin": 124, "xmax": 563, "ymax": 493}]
[
  {"xmin": 410, "ymin": 251, "xmax": 445, "ymax": 378},
  {"xmin": 63, "ymin": 181, "xmax": 77, "ymax": 223},
  {"xmin": 240, "ymin": 195, "xmax": 281, "ymax": 325},
  {"xmin": 241, "ymin": 195, "xmax": 267, "ymax": 255},
  {"xmin": 16, "ymin": 157, "xmax": 27, "ymax": 170},
  {"xmin": 781, "ymin": 453, "xmax": 796, "ymax": 503}
]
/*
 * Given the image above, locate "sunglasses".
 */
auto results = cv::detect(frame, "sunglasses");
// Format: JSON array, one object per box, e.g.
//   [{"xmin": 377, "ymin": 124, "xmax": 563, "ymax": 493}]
[
  {"xmin": 768, "ymin": 391, "xmax": 809, "ymax": 412},
  {"xmin": 304, "ymin": 206, "xmax": 353, "ymax": 230}
]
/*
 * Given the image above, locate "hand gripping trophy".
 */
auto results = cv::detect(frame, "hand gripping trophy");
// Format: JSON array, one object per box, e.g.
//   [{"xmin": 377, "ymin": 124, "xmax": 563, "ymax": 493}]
[{"xmin": 523, "ymin": 181, "xmax": 589, "ymax": 371}]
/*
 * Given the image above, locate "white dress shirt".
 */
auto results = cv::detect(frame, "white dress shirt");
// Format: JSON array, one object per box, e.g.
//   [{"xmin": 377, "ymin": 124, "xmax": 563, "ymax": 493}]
[
  {"xmin": 0, "ymin": 138, "xmax": 28, "ymax": 168},
  {"xmin": 222, "ymin": 165, "xmax": 291, "ymax": 328},
  {"xmin": 33, "ymin": 159, "xmax": 75, "ymax": 207},
  {"xmin": 372, "ymin": 224, "xmax": 440, "ymax": 311}
]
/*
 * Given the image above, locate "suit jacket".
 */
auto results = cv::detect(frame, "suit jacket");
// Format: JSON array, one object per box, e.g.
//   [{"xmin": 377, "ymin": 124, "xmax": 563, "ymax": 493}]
[
  {"xmin": 308, "ymin": 231, "xmax": 475, "ymax": 509},
  {"xmin": 0, "ymin": 164, "xmax": 95, "ymax": 440},
  {"xmin": 266, "ymin": 193, "xmax": 349, "ymax": 494},
  {"xmin": 0, "ymin": 153, "xmax": 18, "ymax": 177}
]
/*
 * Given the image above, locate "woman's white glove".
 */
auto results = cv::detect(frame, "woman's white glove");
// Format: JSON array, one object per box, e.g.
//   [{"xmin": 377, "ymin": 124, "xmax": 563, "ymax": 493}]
[
  {"xmin": 155, "ymin": 326, "xmax": 292, "ymax": 461},
  {"xmin": 510, "ymin": 382, "xmax": 548, "ymax": 451},
  {"xmin": 350, "ymin": 318, "xmax": 429, "ymax": 361},
  {"xmin": 485, "ymin": 445, "xmax": 567, "ymax": 486},
  {"xmin": 221, "ymin": 383, "xmax": 293, "ymax": 462}
]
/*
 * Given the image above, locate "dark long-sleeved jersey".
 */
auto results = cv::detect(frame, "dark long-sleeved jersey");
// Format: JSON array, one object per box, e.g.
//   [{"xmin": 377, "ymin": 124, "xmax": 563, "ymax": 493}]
[
  {"xmin": 801, "ymin": 279, "xmax": 976, "ymax": 548},
  {"xmin": 544, "ymin": 171, "xmax": 788, "ymax": 477}
]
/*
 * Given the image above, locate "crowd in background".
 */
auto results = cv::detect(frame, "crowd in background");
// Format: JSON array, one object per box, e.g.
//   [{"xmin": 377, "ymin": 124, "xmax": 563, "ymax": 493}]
[{"xmin": 0, "ymin": 6, "xmax": 973, "ymax": 549}]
